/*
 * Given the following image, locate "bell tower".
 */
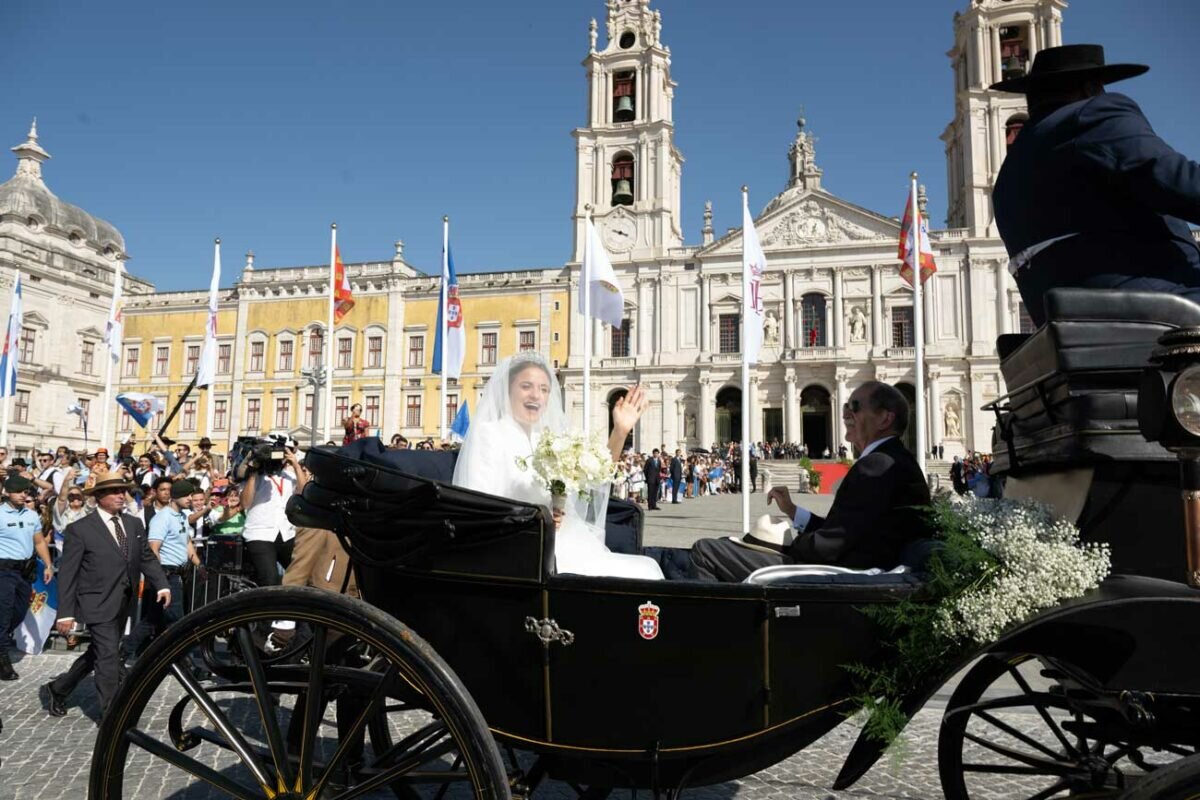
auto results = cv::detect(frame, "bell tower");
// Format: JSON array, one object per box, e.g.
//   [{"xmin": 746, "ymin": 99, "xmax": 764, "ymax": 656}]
[
  {"xmin": 941, "ymin": 0, "xmax": 1066, "ymax": 236},
  {"xmin": 571, "ymin": 0, "xmax": 684, "ymax": 263}
]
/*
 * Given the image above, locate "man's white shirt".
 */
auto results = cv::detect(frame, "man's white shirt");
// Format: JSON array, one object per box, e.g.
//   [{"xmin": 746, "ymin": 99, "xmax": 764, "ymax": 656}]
[
  {"xmin": 242, "ymin": 469, "xmax": 298, "ymax": 543},
  {"xmin": 792, "ymin": 436, "xmax": 895, "ymax": 532}
]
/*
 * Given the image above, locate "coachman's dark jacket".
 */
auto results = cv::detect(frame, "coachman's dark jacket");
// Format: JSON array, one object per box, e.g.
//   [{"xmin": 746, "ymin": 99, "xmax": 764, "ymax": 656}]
[{"xmin": 994, "ymin": 92, "xmax": 1200, "ymax": 324}]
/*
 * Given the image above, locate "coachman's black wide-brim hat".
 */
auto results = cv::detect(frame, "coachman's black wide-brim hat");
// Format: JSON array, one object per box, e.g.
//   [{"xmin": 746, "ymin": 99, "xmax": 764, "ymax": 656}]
[{"xmin": 990, "ymin": 44, "xmax": 1148, "ymax": 94}]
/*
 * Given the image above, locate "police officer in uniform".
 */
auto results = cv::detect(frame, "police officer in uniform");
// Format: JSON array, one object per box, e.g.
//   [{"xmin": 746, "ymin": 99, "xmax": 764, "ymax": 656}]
[
  {"xmin": 125, "ymin": 479, "xmax": 205, "ymax": 662},
  {"xmin": 0, "ymin": 475, "xmax": 54, "ymax": 680}
]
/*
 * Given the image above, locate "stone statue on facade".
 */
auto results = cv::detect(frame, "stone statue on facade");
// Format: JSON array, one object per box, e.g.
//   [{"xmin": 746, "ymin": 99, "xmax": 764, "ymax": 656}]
[
  {"xmin": 944, "ymin": 401, "xmax": 963, "ymax": 439},
  {"xmin": 684, "ymin": 411, "xmax": 697, "ymax": 439},
  {"xmin": 849, "ymin": 305, "xmax": 867, "ymax": 342},
  {"xmin": 764, "ymin": 311, "xmax": 780, "ymax": 345}
]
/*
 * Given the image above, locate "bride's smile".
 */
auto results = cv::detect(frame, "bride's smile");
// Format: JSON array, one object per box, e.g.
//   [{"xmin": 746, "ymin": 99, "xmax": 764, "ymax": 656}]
[{"xmin": 509, "ymin": 365, "xmax": 552, "ymax": 429}]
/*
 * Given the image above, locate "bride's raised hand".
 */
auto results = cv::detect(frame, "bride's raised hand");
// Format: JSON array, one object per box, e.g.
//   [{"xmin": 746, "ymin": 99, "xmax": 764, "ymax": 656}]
[{"xmin": 611, "ymin": 383, "xmax": 650, "ymax": 434}]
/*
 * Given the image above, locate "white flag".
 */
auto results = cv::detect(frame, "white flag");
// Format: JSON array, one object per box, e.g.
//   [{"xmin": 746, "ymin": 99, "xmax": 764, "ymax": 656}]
[
  {"xmin": 103, "ymin": 261, "xmax": 124, "ymax": 364},
  {"xmin": 741, "ymin": 192, "xmax": 767, "ymax": 364},
  {"xmin": 196, "ymin": 241, "xmax": 220, "ymax": 388},
  {"xmin": 582, "ymin": 218, "xmax": 625, "ymax": 328}
]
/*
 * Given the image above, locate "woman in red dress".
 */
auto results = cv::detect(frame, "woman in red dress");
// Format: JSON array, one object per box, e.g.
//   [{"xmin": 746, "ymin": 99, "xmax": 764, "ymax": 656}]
[{"xmin": 342, "ymin": 403, "xmax": 370, "ymax": 445}]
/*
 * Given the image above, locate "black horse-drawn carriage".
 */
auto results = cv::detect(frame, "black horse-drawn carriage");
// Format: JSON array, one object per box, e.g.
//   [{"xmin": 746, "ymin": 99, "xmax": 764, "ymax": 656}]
[{"xmin": 89, "ymin": 289, "xmax": 1200, "ymax": 799}]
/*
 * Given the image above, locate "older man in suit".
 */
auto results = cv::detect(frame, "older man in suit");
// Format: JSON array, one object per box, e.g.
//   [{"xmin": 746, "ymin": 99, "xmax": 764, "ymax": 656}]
[
  {"xmin": 992, "ymin": 44, "xmax": 1200, "ymax": 326},
  {"xmin": 42, "ymin": 475, "xmax": 171, "ymax": 718},
  {"xmin": 644, "ymin": 449, "xmax": 662, "ymax": 511},
  {"xmin": 689, "ymin": 381, "xmax": 931, "ymax": 582}
]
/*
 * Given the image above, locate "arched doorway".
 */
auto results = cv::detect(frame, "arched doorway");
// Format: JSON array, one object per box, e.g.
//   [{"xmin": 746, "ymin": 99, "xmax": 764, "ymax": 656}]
[
  {"xmin": 715, "ymin": 386, "xmax": 741, "ymax": 446},
  {"xmin": 607, "ymin": 389, "xmax": 634, "ymax": 452},
  {"xmin": 800, "ymin": 385, "xmax": 832, "ymax": 457},
  {"xmin": 893, "ymin": 382, "xmax": 917, "ymax": 455}
]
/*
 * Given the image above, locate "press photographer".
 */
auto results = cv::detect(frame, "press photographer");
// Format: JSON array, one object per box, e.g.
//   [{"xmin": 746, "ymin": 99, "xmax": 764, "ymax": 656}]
[{"xmin": 235, "ymin": 436, "xmax": 307, "ymax": 588}]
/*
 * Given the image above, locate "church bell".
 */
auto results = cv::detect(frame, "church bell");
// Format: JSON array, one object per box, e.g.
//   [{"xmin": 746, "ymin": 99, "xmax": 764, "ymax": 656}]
[
  {"xmin": 615, "ymin": 94, "xmax": 635, "ymax": 121},
  {"xmin": 612, "ymin": 179, "xmax": 634, "ymax": 206}
]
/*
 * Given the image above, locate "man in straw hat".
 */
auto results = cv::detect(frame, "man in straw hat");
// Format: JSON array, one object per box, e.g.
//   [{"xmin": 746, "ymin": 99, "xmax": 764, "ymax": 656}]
[
  {"xmin": 42, "ymin": 475, "xmax": 170, "ymax": 718},
  {"xmin": 688, "ymin": 382, "xmax": 930, "ymax": 583},
  {"xmin": 991, "ymin": 44, "xmax": 1200, "ymax": 326}
]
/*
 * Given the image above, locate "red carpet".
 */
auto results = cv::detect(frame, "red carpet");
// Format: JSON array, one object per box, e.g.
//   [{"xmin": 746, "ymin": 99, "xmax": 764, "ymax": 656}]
[{"xmin": 812, "ymin": 462, "xmax": 850, "ymax": 495}]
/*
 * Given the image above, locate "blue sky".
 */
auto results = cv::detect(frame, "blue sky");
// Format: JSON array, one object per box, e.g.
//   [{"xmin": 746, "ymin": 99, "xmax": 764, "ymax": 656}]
[{"xmin": 2, "ymin": 0, "xmax": 1197, "ymax": 291}]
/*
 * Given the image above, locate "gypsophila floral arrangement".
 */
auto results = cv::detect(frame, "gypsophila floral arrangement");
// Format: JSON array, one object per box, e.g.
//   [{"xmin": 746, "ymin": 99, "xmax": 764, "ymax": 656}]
[
  {"xmin": 847, "ymin": 494, "xmax": 1111, "ymax": 749},
  {"xmin": 516, "ymin": 430, "xmax": 618, "ymax": 507}
]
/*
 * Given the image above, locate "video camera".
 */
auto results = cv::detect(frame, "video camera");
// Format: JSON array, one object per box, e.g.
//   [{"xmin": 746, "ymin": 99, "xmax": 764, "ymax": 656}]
[{"xmin": 230, "ymin": 435, "xmax": 290, "ymax": 480}]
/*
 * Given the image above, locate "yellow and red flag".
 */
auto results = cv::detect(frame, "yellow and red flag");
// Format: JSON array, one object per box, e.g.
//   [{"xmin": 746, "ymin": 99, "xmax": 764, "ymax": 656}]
[
  {"xmin": 898, "ymin": 186, "xmax": 937, "ymax": 286},
  {"xmin": 333, "ymin": 246, "xmax": 355, "ymax": 323}
]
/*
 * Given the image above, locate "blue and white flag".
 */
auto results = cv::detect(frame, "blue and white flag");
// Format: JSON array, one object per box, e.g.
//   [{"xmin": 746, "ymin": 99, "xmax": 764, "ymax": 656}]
[
  {"xmin": 116, "ymin": 392, "xmax": 165, "ymax": 429},
  {"xmin": 433, "ymin": 229, "xmax": 464, "ymax": 379},
  {"xmin": 450, "ymin": 400, "xmax": 470, "ymax": 442},
  {"xmin": 15, "ymin": 558, "xmax": 55, "ymax": 656},
  {"xmin": 0, "ymin": 275, "xmax": 23, "ymax": 397}
]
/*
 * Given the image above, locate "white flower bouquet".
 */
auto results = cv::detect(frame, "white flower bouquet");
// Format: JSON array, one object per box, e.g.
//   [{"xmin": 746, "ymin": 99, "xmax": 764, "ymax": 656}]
[
  {"xmin": 516, "ymin": 430, "xmax": 618, "ymax": 511},
  {"xmin": 849, "ymin": 494, "xmax": 1111, "ymax": 748}
]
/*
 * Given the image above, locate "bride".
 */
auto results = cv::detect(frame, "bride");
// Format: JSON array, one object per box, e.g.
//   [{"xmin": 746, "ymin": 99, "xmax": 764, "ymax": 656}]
[{"xmin": 453, "ymin": 352, "xmax": 664, "ymax": 580}]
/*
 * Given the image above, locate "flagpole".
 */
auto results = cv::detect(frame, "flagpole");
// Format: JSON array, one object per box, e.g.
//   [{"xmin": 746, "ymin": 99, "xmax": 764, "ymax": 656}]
[
  {"xmin": 441, "ymin": 216, "xmax": 450, "ymax": 443},
  {"xmin": 204, "ymin": 238, "xmax": 220, "ymax": 438},
  {"xmin": 101, "ymin": 258, "xmax": 124, "ymax": 453},
  {"xmin": 0, "ymin": 275, "xmax": 19, "ymax": 450},
  {"xmin": 741, "ymin": 186, "xmax": 751, "ymax": 536},
  {"xmin": 583, "ymin": 204, "xmax": 593, "ymax": 438},
  {"xmin": 324, "ymin": 224, "xmax": 336, "ymax": 444},
  {"xmin": 910, "ymin": 173, "xmax": 927, "ymax": 476}
]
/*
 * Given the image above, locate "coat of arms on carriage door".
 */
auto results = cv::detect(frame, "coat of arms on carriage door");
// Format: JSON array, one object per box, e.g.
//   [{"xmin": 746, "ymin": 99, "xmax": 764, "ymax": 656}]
[{"xmin": 638, "ymin": 601, "xmax": 661, "ymax": 641}]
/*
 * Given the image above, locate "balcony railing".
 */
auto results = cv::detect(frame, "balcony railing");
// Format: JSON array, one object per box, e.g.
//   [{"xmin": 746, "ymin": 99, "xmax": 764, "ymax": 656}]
[
  {"xmin": 601, "ymin": 356, "xmax": 637, "ymax": 369},
  {"xmin": 886, "ymin": 347, "xmax": 915, "ymax": 359},
  {"xmin": 786, "ymin": 347, "xmax": 842, "ymax": 361},
  {"xmin": 710, "ymin": 352, "xmax": 742, "ymax": 363}
]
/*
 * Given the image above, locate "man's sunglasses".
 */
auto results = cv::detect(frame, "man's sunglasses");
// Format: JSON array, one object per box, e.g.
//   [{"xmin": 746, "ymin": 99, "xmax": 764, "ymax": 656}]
[{"xmin": 843, "ymin": 399, "xmax": 864, "ymax": 414}]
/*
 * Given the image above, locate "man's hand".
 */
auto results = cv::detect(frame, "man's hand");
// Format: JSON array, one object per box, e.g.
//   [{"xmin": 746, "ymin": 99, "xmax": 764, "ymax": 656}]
[
  {"xmin": 766, "ymin": 486, "xmax": 798, "ymax": 520},
  {"xmin": 42, "ymin": 563, "xmax": 53, "ymax": 584},
  {"xmin": 157, "ymin": 589, "xmax": 172, "ymax": 609},
  {"xmin": 55, "ymin": 619, "xmax": 73, "ymax": 636}
]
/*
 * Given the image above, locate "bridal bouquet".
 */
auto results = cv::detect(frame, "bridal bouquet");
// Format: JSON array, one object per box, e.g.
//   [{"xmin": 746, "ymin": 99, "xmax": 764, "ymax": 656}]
[{"xmin": 516, "ymin": 430, "xmax": 618, "ymax": 511}]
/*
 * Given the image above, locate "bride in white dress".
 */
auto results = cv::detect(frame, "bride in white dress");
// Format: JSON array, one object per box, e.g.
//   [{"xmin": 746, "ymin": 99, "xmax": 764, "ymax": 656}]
[{"xmin": 453, "ymin": 352, "xmax": 664, "ymax": 580}]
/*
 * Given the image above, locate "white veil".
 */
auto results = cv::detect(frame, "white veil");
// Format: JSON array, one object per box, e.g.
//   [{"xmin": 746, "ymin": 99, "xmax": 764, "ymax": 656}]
[{"xmin": 452, "ymin": 352, "xmax": 610, "ymax": 536}]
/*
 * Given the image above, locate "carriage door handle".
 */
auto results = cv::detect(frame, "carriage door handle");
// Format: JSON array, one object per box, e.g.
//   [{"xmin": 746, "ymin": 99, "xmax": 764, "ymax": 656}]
[{"xmin": 524, "ymin": 617, "xmax": 575, "ymax": 648}]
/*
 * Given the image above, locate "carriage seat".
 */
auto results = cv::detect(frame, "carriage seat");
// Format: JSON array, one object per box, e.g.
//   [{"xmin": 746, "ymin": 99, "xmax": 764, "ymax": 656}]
[
  {"xmin": 336, "ymin": 437, "xmax": 643, "ymax": 555},
  {"xmin": 743, "ymin": 538, "xmax": 938, "ymax": 587},
  {"xmin": 992, "ymin": 288, "xmax": 1200, "ymax": 474}
]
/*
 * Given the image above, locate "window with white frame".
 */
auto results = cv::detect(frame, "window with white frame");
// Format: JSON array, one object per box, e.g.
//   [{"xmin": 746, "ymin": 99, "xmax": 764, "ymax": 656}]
[
  {"xmin": 124, "ymin": 346, "xmax": 140, "ymax": 378},
  {"xmin": 308, "ymin": 328, "xmax": 325, "ymax": 368},
  {"xmin": 154, "ymin": 345, "xmax": 170, "ymax": 376},
  {"xmin": 249, "ymin": 340, "xmax": 265, "ymax": 372},
  {"xmin": 80, "ymin": 340, "xmax": 96, "ymax": 375},
  {"xmin": 19, "ymin": 327, "xmax": 35, "ymax": 363},
  {"xmin": 406, "ymin": 395, "xmax": 422, "ymax": 428},
  {"xmin": 278, "ymin": 338, "xmax": 294, "ymax": 372},
  {"xmin": 185, "ymin": 344, "xmax": 200, "ymax": 376},
  {"xmin": 408, "ymin": 335, "xmax": 424, "ymax": 368},
  {"xmin": 77, "ymin": 398, "xmax": 91, "ymax": 429},
  {"xmin": 214, "ymin": 399, "xmax": 228, "ymax": 431},
  {"xmin": 481, "ymin": 331, "xmax": 497, "ymax": 365},
  {"xmin": 365, "ymin": 395, "xmax": 380, "ymax": 427},
  {"xmin": 519, "ymin": 330, "xmax": 535, "ymax": 352},
  {"xmin": 367, "ymin": 335, "xmax": 383, "ymax": 368},
  {"xmin": 181, "ymin": 400, "xmax": 196, "ymax": 431},
  {"xmin": 337, "ymin": 337, "xmax": 352, "ymax": 369},
  {"xmin": 218, "ymin": 343, "xmax": 232, "ymax": 373},
  {"xmin": 275, "ymin": 397, "xmax": 290, "ymax": 430},
  {"xmin": 245, "ymin": 398, "xmax": 261, "ymax": 431}
]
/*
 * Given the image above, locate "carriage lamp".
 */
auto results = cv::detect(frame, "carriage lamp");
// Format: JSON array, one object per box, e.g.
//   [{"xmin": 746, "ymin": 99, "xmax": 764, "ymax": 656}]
[{"xmin": 1139, "ymin": 326, "xmax": 1200, "ymax": 588}]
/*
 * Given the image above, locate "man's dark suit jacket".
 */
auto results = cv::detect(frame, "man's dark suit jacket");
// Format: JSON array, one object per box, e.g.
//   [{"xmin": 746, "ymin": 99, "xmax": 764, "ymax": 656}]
[
  {"xmin": 58, "ymin": 510, "xmax": 169, "ymax": 625},
  {"xmin": 788, "ymin": 437, "xmax": 931, "ymax": 570},
  {"xmin": 643, "ymin": 458, "xmax": 660, "ymax": 485},
  {"xmin": 994, "ymin": 92, "xmax": 1200, "ymax": 324},
  {"xmin": 669, "ymin": 457, "xmax": 683, "ymax": 482}
]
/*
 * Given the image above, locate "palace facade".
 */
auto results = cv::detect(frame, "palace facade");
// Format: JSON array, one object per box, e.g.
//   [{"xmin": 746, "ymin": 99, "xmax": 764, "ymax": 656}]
[{"xmin": 5, "ymin": 0, "xmax": 1088, "ymax": 456}]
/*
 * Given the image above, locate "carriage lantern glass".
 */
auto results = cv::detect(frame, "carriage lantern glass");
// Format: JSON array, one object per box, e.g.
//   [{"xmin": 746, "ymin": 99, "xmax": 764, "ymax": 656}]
[{"xmin": 1171, "ymin": 365, "xmax": 1200, "ymax": 437}]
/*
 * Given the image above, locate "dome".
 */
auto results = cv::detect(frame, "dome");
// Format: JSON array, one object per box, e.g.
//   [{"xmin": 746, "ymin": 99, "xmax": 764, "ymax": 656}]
[{"xmin": 0, "ymin": 120, "xmax": 126, "ymax": 253}]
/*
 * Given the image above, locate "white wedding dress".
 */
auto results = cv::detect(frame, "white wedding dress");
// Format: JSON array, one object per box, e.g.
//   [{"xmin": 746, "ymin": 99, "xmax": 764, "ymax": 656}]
[{"xmin": 453, "ymin": 355, "xmax": 663, "ymax": 581}]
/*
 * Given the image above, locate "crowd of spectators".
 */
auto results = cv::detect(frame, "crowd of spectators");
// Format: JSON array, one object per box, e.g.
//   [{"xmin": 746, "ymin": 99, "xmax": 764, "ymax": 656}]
[{"xmin": 949, "ymin": 451, "xmax": 1001, "ymax": 498}]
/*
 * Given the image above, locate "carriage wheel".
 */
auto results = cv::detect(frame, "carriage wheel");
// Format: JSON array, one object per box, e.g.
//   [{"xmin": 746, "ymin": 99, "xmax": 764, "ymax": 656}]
[
  {"xmin": 90, "ymin": 586, "xmax": 509, "ymax": 799},
  {"xmin": 938, "ymin": 653, "xmax": 1187, "ymax": 799}
]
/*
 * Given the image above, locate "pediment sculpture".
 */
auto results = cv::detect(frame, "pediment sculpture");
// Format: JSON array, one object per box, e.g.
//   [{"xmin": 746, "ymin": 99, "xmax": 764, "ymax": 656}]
[{"xmin": 761, "ymin": 200, "xmax": 883, "ymax": 247}]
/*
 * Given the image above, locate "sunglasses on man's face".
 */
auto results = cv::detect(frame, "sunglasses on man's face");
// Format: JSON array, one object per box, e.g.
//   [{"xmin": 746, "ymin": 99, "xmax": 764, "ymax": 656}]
[{"xmin": 843, "ymin": 399, "xmax": 864, "ymax": 414}]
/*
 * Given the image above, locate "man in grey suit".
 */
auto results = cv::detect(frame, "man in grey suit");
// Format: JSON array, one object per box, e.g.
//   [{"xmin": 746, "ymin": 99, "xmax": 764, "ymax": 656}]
[{"xmin": 42, "ymin": 476, "xmax": 170, "ymax": 718}]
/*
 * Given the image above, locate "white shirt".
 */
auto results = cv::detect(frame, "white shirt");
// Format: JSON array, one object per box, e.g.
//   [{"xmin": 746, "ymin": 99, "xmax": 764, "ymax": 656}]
[
  {"xmin": 242, "ymin": 469, "xmax": 298, "ymax": 543},
  {"xmin": 792, "ymin": 436, "xmax": 896, "ymax": 532},
  {"xmin": 39, "ymin": 466, "xmax": 66, "ymax": 495}
]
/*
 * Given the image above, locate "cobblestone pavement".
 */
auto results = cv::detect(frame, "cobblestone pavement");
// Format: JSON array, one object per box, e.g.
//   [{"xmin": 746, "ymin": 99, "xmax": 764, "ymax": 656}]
[{"xmin": 640, "ymin": 490, "xmax": 835, "ymax": 550}]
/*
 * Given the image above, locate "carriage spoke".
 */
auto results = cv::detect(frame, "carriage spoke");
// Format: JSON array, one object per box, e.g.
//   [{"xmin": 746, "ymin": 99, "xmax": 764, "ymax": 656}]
[
  {"xmin": 310, "ymin": 663, "xmax": 399, "ymax": 798},
  {"xmin": 327, "ymin": 741, "xmax": 462, "ymax": 800},
  {"xmin": 170, "ymin": 662, "xmax": 277, "ymax": 792},
  {"xmin": 962, "ymin": 732, "xmax": 1075, "ymax": 775},
  {"xmin": 126, "ymin": 727, "xmax": 265, "ymax": 800},
  {"xmin": 974, "ymin": 710, "xmax": 1070, "ymax": 762},
  {"xmin": 1004, "ymin": 662, "xmax": 1079, "ymax": 758},
  {"xmin": 235, "ymin": 625, "xmax": 294, "ymax": 792},
  {"xmin": 962, "ymin": 763, "xmax": 1071, "ymax": 776},
  {"xmin": 432, "ymin": 754, "xmax": 464, "ymax": 800},
  {"xmin": 369, "ymin": 719, "xmax": 450, "ymax": 770},
  {"xmin": 296, "ymin": 624, "xmax": 329, "ymax": 792},
  {"xmin": 1026, "ymin": 779, "xmax": 1070, "ymax": 800}
]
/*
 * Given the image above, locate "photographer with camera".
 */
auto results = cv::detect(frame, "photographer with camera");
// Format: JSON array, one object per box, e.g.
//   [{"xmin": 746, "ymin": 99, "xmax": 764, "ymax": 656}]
[{"xmin": 237, "ymin": 436, "xmax": 307, "ymax": 589}]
